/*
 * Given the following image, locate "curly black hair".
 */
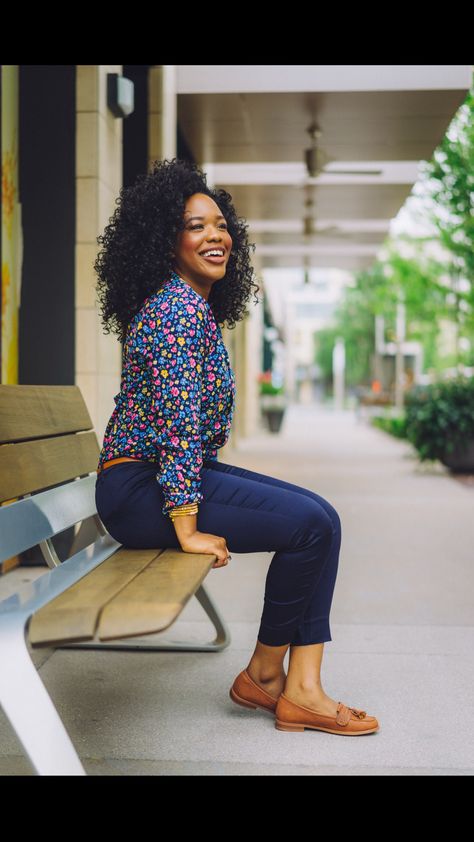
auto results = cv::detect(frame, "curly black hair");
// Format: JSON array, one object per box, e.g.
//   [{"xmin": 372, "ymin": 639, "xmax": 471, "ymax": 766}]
[{"xmin": 94, "ymin": 157, "xmax": 259, "ymax": 344}]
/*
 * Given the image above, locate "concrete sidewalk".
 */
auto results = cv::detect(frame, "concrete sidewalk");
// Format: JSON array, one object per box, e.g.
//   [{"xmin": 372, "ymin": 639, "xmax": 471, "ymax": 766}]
[{"xmin": 1, "ymin": 403, "xmax": 473, "ymax": 775}]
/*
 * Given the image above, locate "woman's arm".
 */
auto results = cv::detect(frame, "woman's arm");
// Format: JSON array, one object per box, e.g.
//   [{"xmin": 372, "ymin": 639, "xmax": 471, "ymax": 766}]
[
  {"xmin": 171, "ymin": 510, "xmax": 197, "ymax": 542},
  {"xmin": 136, "ymin": 292, "xmax": 208, "ymax": 519}
]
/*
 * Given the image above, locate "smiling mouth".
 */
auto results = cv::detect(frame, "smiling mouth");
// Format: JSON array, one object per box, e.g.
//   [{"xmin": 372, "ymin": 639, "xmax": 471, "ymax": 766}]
[{"xmin": 200, "ymin": 251, "xmax": 226, "ymax": 263}]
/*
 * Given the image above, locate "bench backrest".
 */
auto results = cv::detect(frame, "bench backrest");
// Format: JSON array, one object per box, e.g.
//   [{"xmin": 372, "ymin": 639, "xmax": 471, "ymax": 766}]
[{"xmin": 0, "ymin": 385, "xmax": 101, "ymax": 565}]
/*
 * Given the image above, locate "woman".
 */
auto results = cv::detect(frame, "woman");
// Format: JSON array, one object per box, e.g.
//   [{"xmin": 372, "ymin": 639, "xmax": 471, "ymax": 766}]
[{"xmin": 94, "ymin": 158, "xmax": 379, "ymax": 736}]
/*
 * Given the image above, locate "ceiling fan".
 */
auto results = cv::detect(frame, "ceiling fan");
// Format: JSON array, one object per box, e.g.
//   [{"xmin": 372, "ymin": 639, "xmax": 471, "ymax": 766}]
[
  {"xmin": 302, "ymin": 191, "xmax": 348, "ymax": 237},
  {"xmin": 301, "ymin": 254, "xmax": 319, "ymax": 286},
  {"xmin": 305, "ymin": 122, "xmax": 383, "ymax": 178}
]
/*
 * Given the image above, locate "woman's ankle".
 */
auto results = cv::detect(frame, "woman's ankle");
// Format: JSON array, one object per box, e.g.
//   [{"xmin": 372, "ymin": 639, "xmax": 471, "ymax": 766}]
[
  {"xmin": 284, "ymin": 678, "xmax": 325, "ymax": 697},
  {"xmin": 247, "ymin": 660, "xmax": 286, "ymax": 684}
]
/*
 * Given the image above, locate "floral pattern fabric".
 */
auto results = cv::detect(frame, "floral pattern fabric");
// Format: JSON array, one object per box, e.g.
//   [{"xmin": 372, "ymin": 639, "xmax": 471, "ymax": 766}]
[{"xmin": 97, "ymin": 272, "xmax": 236, "ymax": 516}]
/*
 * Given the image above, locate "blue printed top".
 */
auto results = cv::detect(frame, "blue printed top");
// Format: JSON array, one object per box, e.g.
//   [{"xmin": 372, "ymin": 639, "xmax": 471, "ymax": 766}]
[{"xmin": 97, "ymin": 272, "xmax": 236, "ymax": 516}]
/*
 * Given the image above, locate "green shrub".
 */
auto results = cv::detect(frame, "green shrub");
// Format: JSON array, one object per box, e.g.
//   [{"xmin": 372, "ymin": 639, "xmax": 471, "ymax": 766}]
[
  {"xmin": 371, "ymin": 414, "xmax": 408, "ymax": 438},
  {"xmin": 260, "ymin": 382, "xmax": 284, "ymax": 396},
  {"xmin": 404, "ymin": 376, "xmax": 474, "ymax": 461}
]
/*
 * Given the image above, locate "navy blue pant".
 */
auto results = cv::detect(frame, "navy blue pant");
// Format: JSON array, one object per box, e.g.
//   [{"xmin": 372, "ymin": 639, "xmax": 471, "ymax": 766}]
[{"xmin": 95, "ymin": 459, "xmax": 341, "ymax": 647}]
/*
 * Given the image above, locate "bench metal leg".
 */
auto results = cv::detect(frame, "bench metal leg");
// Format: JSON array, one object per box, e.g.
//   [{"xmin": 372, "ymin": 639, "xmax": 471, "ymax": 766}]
[
  {"xmin": 57, "ymin": 582, "xmax": 232, "ymax": 652},
  {"xmin": 0, "ymin": 619, "xmax": 86, "ymax": 776}
]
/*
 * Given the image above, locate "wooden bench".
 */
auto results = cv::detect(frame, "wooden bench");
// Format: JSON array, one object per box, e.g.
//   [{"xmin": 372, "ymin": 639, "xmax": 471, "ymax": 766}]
[{"xmin": 0, "ymin": 385, "xmax": 230, "ymax": 776}]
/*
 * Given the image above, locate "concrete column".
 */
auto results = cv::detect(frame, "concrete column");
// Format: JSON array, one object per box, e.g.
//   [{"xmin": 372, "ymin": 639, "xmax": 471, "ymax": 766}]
[
  {"xmin": 333, "ymin": 337, "xmax": 346, "ymax": 409},
  {"xmin": 284, "ymin": 300, "xmax": 298, "ymax": 402},
  {"xmin": 148, "ymin": 65, "xmax": 176, "ymax": 167},
  {"xmin": 220, "ymin": 260, "xmax": 264, "ymax": 456},
  {"xmin": 76, "ymin": 65, "xmax": 123, "ymax": 443}
]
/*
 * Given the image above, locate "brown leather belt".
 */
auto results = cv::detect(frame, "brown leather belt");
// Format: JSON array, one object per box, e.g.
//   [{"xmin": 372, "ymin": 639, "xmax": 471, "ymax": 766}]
[{"xmin": 97, "ymin": 456, "xmax": 148, "ymax": 475}]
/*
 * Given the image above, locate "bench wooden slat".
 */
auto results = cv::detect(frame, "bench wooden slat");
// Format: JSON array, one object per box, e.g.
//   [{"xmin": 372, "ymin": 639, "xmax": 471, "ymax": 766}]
[
  {"xmin": 97, "ymin": 550, "xmax": 215, "ymax": 640},
  {"xmin": 0, "ymin": 385, "xmax": 93, "ymax": 443},
  {"xmin": 0, "ymin": 431, "xmax": 100, "ymax": 503},
  {"xmin": 28, "ymin": 548, "xmax": 163, "ymax": 646}
]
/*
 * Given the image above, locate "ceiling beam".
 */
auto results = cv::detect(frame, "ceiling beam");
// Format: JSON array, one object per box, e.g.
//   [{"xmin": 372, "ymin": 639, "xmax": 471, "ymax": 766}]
[{"xmin": 177, "ymin": 65, "xmax": 473, "ymax": 95}]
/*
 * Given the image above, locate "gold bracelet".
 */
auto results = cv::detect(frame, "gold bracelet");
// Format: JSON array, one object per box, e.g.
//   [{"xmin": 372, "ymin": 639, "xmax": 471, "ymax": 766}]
[
  {"xmin": 170, "ymin": 508, "xmax": 198, "ymax": 518},
  {"xmin": 170, "ymin": 513, "xmax": 198, "ymax": 521},
  {"xmin": 169, "ymin": 503, "xmax": 199, "ymax": 520}
]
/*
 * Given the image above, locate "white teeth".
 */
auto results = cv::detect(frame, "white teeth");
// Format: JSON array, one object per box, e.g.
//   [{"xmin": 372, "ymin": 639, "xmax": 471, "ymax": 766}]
[{"xmin": 202, "ymin": 250, "xmax": 224, "ymax": 257}]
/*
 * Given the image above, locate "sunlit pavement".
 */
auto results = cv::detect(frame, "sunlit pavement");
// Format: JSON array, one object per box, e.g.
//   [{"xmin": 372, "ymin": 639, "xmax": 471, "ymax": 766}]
[{"xmin": 1, "ymin": 401, "xmax": 473, "ymax": 775}]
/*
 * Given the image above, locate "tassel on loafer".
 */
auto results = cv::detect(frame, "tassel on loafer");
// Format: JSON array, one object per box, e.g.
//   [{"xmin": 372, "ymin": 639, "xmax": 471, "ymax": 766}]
[
  {"xmin": 229, "ymin": 668, "xmax": 280, "ymax": 715},
  {"xmin": 275, "ymin": 692, "xmax": 379, "ymax": 735}
]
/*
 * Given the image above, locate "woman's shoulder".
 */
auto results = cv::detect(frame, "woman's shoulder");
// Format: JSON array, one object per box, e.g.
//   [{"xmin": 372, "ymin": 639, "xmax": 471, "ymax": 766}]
[
  {"xmin": 148, "ymin": 287, "xmax": 209, "ymax": 332},
  {"xmin": 146, "ymin": 275, "xmax": 209, "ymax": 316},
  {"xmin": 127, "ymin": 276, "xmax": 210, "ymax": 348}
]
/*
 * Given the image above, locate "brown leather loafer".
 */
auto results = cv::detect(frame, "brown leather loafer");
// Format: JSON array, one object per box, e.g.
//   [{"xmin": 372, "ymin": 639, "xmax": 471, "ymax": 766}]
[
  {"xmin": 275, "ymin": 692, "xmax": 379, "ymax": 735},
  {"xmin": 229, "ymin": 669, "xmax": 280, "ymax": 715}
]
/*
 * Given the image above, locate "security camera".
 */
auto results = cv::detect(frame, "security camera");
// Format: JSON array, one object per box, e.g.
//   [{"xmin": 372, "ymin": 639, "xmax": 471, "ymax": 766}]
[{"xmin": 107, "ymin": 73, "xmax": 135, "ymax": 119}]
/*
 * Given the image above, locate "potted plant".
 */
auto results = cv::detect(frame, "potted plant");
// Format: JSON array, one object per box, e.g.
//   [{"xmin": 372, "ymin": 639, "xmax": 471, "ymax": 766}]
[
  {"xmin": 259, "ymin": 372, "xmax": 287, "ymax": 433},
  {"xmin": 404, "ymin": 375, "xmax": 474, "ymax": 471}
]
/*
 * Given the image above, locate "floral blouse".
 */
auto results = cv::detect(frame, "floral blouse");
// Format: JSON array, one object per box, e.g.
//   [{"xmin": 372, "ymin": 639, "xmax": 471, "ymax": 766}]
[{"xmin": 97, "ymin": 272, "xmax": 236, "ymax": 516}]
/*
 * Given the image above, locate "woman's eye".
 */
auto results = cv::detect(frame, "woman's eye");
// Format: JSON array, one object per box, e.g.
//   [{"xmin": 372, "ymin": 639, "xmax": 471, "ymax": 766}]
[{"xmin": 190, "ymin": 223, "xmax": 227, "ymax": 230}]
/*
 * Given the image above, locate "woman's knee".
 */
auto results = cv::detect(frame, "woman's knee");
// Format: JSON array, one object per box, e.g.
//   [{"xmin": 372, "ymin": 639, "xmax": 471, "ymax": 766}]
[
  {"xmin": 311, "ymin": 495, "xmax": 341, "ymax": 539},
  {"xmin": 326, "ymin": 501, "xmax": 342, "ymax": 538},
  {"xmin": 295, "ymin": 502, "xmax": 334, "ymax": 549}
]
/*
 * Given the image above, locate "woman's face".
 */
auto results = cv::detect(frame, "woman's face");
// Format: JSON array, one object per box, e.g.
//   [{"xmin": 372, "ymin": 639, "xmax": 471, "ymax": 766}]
[{"xmin": 173, "ymin": 193, "xmax": 233, "ymax": 296}]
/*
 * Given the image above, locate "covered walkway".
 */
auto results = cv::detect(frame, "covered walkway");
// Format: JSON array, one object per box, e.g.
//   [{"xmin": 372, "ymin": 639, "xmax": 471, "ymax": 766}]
[{"xmin": 1, "ymin": 404, "xmax": 473, "ymax": 775}]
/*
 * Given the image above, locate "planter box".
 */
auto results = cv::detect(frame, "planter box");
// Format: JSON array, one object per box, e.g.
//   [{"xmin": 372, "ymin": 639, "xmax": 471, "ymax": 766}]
[
  {"xmin": 262, "ymin": 408, "xmax": 285, "ymax": 433},
  {"xmin": 260, "ymin": 394, "xmax": 287, "ymax": 410},
  {"xmin": 260, "ymin": 394, "xmax": 287, "ymax": 433},
  {"xmin": 441, "ymin": 438, "xmax": 474, "ymax": 472}
]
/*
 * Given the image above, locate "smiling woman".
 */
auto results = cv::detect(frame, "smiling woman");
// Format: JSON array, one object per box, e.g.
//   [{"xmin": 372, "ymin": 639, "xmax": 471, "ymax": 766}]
[{"xmin": 92, "ymin": 158, "xmax": 374, "ymax": 738}]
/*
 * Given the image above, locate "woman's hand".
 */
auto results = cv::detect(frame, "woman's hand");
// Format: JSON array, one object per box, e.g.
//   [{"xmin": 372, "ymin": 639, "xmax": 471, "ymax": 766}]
[{"xmin": 178, "ymin": 530, "xmax": 231, "ymax": 569}]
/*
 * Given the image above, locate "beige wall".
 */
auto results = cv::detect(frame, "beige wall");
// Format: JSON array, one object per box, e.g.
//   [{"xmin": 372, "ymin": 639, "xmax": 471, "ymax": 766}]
[{"xmin": 76, "ymin": 65, "xmax": 124, "ymax": 443}]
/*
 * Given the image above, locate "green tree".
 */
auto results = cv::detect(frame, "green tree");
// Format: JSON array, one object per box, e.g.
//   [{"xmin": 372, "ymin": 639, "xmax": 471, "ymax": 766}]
[
  {"xmin": 316, "ymin": 251, "xmax": 452, "ymax": 387},
  {"xmin": 316, "ymin": 81, "xmax": 474, "ymax": 385},
  {"xmin": 381, "ymin": 245, "xmax": 453, "ymax": 370},
  {"xmin": 316, "ymin": 262, "xmax": 387, "ymax": 387},
  {"xmin": 415, "ymin": 86, "xmax": 474, "ymax": 364}
]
